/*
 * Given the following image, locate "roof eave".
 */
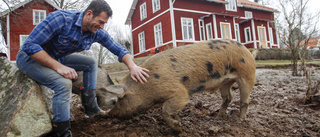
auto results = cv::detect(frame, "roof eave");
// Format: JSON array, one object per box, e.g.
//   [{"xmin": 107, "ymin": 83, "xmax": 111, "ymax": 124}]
[
  {"xmin": 0, "ymin": 0, "xmax": 61, "ymax": 17},
  {"xmin": 125, "ymin": 0, "xmax": 138, "ymax": 25},
  {"xmin": 238, "ymin": 4, "xmax": 279, "ymax": 13},
  {"xmin": 206, "ymin": 0, "xmax": 228, "ymax": 4}
]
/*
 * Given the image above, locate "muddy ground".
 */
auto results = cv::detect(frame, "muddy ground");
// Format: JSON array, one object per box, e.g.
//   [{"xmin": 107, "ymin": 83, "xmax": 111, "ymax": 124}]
[{"xmin": 63, "ymin": 66, "xmax": 320, "ymax": 137}]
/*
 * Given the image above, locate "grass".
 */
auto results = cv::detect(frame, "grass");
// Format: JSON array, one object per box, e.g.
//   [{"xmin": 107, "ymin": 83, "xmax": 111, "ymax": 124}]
[{"xmin": 256, "ymin": 60, "xmax": 320, "ymax": 67}]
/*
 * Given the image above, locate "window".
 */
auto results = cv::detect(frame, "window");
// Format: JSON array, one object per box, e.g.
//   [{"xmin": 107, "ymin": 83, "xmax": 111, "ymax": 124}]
[
  {"xmin": 245, "ymin": 11, "xmax": 253, "ymax": 19},
  {"xmin": 154, "ymin": 23, "xmax": 163, "ymax": 47},
  {"xmin": 268, "ymin": 28, "xmax": 274, "ymax": 44},
  {"xmin": 235, "ymin": 24, "xmax": 241, "ymax": 42},
  {"xmin": 181, "ymin": 18, "xmax": 194, "ymax": 41},
  {"xmin": 20, "ymin": 35, "xmax": 29, "ymax": 47},
  {"xmin": 199, "ymin": 19, "xmax": 205, "ymax": 41},
  {"xmin": 33, "ymin": 10, "xmax": 46, "ymax": 25},
  {"xmin": 225, "ymin": 0, "xmax": 237, "ymax": 11},
  {"xmin": 244, "ymin": 27, "xmax": 252, "ymax": 42},
  {"xmin": 206, "ymin": 23, "xmax": 213, "ymax": 40},
  {"xmin": 138, "ymin": 32, "xmax": 146, "ymax": 52},
  {"xmin": 140, "ymin": 3, "xmax": 147, "ymax": 21},
  {"xmin": 152, "ymin": 0, "xmax": 161, "ymax": 13},
  {"xmin": 221, "ymin": 23, "xmax": 231, "ymax": 39}
]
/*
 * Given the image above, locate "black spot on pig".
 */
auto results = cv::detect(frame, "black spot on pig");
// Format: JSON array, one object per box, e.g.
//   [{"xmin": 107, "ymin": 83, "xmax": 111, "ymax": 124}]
[
  {"xmin": 209, "ymin": 43, "xmax": 214, "ymax": 49},
  {"xmin": 182, "ymin": 76, "xmax": 189, "ymax": 82},
  {"xmin": 154, "ymin": 74, "xmax": 160, "ymax": 79},
  {"xmin": 225, "ymin": 64, "xmax": 231, "ymax": 70},
  {"xmin": 209, "ymin": 71, "xmax": 221, "ymax": 79},
  {"xmin": 223, "ymin": 78, "xmax": 230, "ymax": 83},
  {"xmin": 206, "ymin": 62, "xmax": 213, "ymax": 73},
  {"xmin": 230, "ymin": 68, "xmax": 236, "ymax": 73},
  {"xmin": 236, "ymin": 42, "xmax": 243, "ymax": 47},
  {"xmin": 222, "ymin": 45, "xmax": 227, "ymax": 49},
  {"xmin": 200, "ymin": 80, "xmax": 206, "ymax": 83},
  {"xmin": 189, "ymin": 85, "xmax": 206, "ymax": 93},
  {"xmin": 240, "ymin": 58, "xmax": 245, "ymax": 63},
  {"xmin": 170, "ymin": 55, "xmax": 177, "ymax": 62}
]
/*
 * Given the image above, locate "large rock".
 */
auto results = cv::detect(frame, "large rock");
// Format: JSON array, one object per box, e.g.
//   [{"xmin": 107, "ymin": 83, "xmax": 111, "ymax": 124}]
[
  {"xmin": 0, "ymin": 57, "xmax": 51, "ymax": 136},
  {"xmin": 0, "ymin": 57, "xmax": 116, "ymax": 136}
]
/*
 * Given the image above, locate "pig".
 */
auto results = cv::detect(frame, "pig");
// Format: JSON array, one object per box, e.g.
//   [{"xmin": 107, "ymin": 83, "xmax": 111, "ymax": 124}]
[{"xmin": 100, "ymin": 39, "xmax": 256, "ymax": 131}]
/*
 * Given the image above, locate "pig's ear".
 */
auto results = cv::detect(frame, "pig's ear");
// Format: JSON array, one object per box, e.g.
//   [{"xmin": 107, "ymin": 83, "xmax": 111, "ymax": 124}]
[{"xmin": 99, "ymin": 85, "xmax": 126, "ymax": 98}]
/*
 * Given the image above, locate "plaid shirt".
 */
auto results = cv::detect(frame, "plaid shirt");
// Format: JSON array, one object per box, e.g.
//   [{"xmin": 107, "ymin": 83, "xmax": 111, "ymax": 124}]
[{"xmin": 21, "ymin": 10, "xmax": 129, "ymax": 62}]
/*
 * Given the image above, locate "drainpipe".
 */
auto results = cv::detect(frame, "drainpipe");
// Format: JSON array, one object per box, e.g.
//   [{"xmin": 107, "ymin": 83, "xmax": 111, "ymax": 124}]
[
  {"xmin": 6, "ymin": 14, "xmax": 10, "ymax": 61},
  {"xmin": 169, "ymin": 0, "xmax": 177, "ymax": 47}
]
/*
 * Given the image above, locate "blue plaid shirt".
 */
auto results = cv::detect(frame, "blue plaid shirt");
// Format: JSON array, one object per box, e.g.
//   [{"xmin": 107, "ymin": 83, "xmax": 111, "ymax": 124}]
[{"xmin": 21, "ymin": 10, "xmax": 129, "ymax": 62}]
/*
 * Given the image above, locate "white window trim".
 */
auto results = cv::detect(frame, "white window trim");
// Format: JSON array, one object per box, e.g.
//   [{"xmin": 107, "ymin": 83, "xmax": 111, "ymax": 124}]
[
  {"xmin": 220, "ymin": 22, "xmax": 232, "ymax": 39},
  {"xmin": 198, "ymin": 19, "xmax": 206, "ymax": 41},
  {"xmin": 268, "ymin": 28, "xmax": 274, "ymax": 44},
  {"xmin": 225, "ymin": 0, "xmax": 237, "ymax": 12},
  {"xmin": 245, "ymin": 11, "xmax": 253, "ymax": 19},
  {"xmin": 235, "ymin": 23, "xmax": 241, "ymax": 42},
  {"xmin": 138, "ymin": 32, "xmax": 146, "ymax": 53},
  {"xmin": 19, "ymin": 35, "xmax": 29, "ymax": 47},
  {"xmin": 140, "ymin": 2, "xmax": 147, "ymax": 21},
  {"xmin": 154, "ymin": 22, "xmax": 163, "ymax": 47},
  {"xmin": 33, "ymin": 9, "xmax": 46, "ymax": 25},
  {"xmin": 244, "ymin": 27, "xmax": 252, "ymax": 42},
  {"xmin": 206, "ymin": 23, "xmax": 213, "ymax": 40},
  {"xmin": 152, "ymin": 0, "xmax": 161, "ymax": 13},
  {"xmin": 181, "ymin": 17, "xmax": 195, "ymax": 41}
]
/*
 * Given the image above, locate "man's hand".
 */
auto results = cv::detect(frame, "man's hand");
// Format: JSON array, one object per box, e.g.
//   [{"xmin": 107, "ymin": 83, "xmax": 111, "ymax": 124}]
[
  {"xmin": 122, "ymin": 54, "xmax": 149, "ymax": 84},
  {"xmin": 129, "ymin": 65, "xmax": 149, "ymax": 84},
  {"xmin": 56, "ymin": 66, "xmax": 78, "ymax": 80},
  {"xmin": 31, "ymin": 50, "xmax": 78, "ymax": 80}
]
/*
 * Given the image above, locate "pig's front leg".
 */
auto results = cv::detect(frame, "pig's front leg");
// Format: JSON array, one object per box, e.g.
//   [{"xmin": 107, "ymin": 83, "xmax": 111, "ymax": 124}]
[{"xmin": 162, "ymin": 89, "xmax": 189, "ymax": 132}]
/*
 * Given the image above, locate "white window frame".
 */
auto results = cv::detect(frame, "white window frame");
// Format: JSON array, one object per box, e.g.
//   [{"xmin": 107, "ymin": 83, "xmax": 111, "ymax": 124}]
[
  {"xmin": 33, "ymin": 9, "xmax": 46, "ymax": 25},
  {"xmin": 138, "ymin": 32, "xmax": 146, "ymax": 53},
  {"xmin": 154, "ymin": 23, "xmax": 163, "ymax": 47},
  {"xmin": 225, "ymin": 0, "xmax": 237, "ymax": 12},
  {"xmin": 235, "ymin": 23, "xmax": 241, "ymax": 42},
  {"xmin": 140, "ymin": 2, "xmax": 147, "ymax": 21},
  {"xmin": 244, "ymin": 27, "xmax": 252, "ymax": 42},
  {"xmin": 152, "ymin": 0, "xmax": 161, "ymax": 13},
  {"xmin": 220, "ymin": 22, "xmax": 232, "ymax": 39},
  {"xmin": 206, "ymin": 23, "xmax": 213, "ymax": 40},
  {"xmin": 19, "ymin": 35, "xmax": 29, "ymax": 47},
  {"xmin": 245, "ymin": 11, "xmax": 253, "ymax": 19},
  {"xmin": 199, "ymin": 19, "xmax": 206, "ymax": 41},
  {"xmin": 268, "ymin": 28, "xmax": 274, "ymax": 44},
  {"xmin": 181, "ymin": 18, "xmax": 195, "ymax": 41}
]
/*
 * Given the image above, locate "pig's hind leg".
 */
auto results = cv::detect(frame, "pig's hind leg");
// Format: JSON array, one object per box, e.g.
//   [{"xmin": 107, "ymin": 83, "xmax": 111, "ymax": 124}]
[
  {"xmin": 217, "ymin": 80, "xmax": 235, "ymax": 118},
  {"xmin": 162, "ymin": 88, "xmax": 189, "ymax": 132}
]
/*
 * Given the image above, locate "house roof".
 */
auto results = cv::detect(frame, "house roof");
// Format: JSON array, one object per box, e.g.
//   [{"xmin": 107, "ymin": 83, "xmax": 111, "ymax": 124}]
[
  {"xmin": 299, "ymin": 36, "xmax": 320, "ymax": 48},
  {"xmin": 125, "ymin": 0, "xmax": 277, "ymax": 25},
  {"xmin": 0, "ymin": 0, "xmax": 61, "ymax": 17},
  {"xmin": 238, "ymin": 0, "xmax": 278, "ymax": 13}
]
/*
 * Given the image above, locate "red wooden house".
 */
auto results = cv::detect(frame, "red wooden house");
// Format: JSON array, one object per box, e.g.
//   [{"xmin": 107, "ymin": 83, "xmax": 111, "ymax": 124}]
[
  {"xmin": 125, "ymin": 0, "xmax": 279, "ymax": 58},
  {"xmin": 0, "ymin": 0, "xmax": 60, "ymax": 62}
]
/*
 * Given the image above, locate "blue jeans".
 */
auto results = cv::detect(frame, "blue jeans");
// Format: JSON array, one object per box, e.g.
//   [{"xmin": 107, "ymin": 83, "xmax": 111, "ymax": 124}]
[{"xmin": 16, "ymin": 51, "xmax": 98, "ymax": 122}]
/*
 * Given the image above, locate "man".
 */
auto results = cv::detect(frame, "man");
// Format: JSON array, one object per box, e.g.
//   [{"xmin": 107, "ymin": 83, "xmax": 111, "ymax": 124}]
[{"xmin": 16, "ymin": 0, "xmax": 149, "ymax": 136}]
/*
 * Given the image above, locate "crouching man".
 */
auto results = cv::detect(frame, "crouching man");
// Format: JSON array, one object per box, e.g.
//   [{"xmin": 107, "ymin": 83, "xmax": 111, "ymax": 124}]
[{"xmin": 16, "ymin": 0, "xmax": 149, "ymax": 136}]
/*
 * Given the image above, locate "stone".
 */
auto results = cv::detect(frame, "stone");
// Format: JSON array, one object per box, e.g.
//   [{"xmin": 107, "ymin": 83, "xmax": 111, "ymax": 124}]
[{"xmin": 0, "ymin": 58, "xmax": 116, "ymax": 136}]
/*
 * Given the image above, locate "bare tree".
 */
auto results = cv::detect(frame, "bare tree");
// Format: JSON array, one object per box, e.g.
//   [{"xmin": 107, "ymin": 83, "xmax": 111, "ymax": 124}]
[
  {"xmin": 51, "ymin": 0, "xmax": 91, "ymax": 10},
  {"xmin": 275, "ymin": 0, "xmax": 319, "ymax": 76},
  {"xmin": 89, "ymin": 18, "xmax": 131, "ymax": 64}
]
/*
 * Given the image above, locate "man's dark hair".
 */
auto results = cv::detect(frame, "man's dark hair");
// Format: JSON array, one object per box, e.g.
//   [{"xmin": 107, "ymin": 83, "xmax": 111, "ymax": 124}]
[{"xmin": 84, "ymin": 0, "xmax": 113, "ymax": 18}]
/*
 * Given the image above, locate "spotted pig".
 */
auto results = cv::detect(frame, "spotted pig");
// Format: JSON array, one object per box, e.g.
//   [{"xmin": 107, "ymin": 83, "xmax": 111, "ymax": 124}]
[{"xmin": 100, "ymin": 39, "xmax": 256, "ymax": 131}]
